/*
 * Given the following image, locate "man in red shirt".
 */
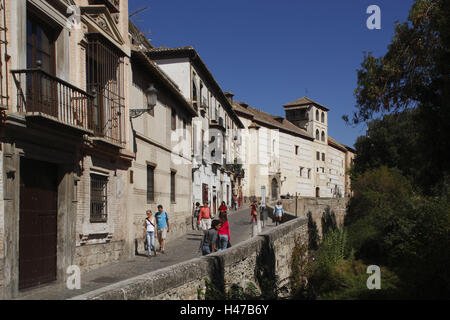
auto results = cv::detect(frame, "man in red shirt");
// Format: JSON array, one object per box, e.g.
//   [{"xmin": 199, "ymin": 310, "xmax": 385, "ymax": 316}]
[{"xmin": 198, "ymin": 202, "xmax": 212, "ymax": 231}]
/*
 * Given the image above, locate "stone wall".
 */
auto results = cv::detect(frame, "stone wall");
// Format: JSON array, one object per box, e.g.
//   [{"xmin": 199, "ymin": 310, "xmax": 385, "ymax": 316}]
[
  {"xmin": 74, "ymin": 241, "xmax": 125, "ymax": 274},
  {"xmin": 70, "ymin": 216, "xmax": 308, "ymax": 300},
  {"xmin": 276, "ymin": 197, "xmax": 349, "ymax": 237}
]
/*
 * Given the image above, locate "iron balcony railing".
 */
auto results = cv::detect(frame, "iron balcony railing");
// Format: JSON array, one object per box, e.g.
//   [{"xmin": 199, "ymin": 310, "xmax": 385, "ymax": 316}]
[
  {"xmin": 11, "ymin": 68, "xmax": 94, "ymax": 131},
  {"xmin": 11, "ymin": 68, "xmax": 125, "ymax": 146}
]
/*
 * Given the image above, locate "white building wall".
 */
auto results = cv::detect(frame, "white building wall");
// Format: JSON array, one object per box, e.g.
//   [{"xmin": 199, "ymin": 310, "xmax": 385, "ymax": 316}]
[{"xmin": 153, "ymin": 58, "xmax": 191, "ymax": 99}]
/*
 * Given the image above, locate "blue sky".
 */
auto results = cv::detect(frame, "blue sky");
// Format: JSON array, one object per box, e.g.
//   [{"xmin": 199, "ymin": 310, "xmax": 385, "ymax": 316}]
[{"xmin": 129, "ymin": 0, "xmax": 415, "ymax": 147}]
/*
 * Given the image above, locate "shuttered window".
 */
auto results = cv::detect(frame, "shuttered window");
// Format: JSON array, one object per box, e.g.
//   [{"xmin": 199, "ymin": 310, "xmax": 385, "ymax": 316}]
[
  {"xmin": 170, "ymin": 171, "xmax": 176, "ymax": 203},
  {"xmin": 147, "ymin": 165, "xmax": 155, "ymax": 203}
]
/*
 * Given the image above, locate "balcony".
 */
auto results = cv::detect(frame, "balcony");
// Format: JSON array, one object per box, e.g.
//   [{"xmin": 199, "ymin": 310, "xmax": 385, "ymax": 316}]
[
  {"xmin": 89, "ymin": 0, "xmax": 120, "ymax": 13},
  {"xmin": 11, "ymin": 68, "xmax": 94, "ymax": 133},
  {"xmin": 11, "ymin": 68, "xmax": 125, "ymax": 146}
]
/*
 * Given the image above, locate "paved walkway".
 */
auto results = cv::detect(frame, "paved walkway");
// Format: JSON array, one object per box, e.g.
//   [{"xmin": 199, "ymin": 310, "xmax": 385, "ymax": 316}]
[{"xmin": 15, "ymin": 206, "xmax": 278, "ymax": 300}]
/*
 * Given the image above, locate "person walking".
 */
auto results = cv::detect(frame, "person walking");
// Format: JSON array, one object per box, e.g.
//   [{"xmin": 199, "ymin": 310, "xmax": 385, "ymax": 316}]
[
  {"xmin": 259, "ymin": 202, "xmax": 267, "ymax": 228},
  {"xmin": 198, "ymin": 201, "xmax": 212, "ymax": 231},
  {"xmin": 218, "ymin": 211, "xmax": 231, "ymax": 251},
  {"xmin": 250, "ymin": 200, "xmax": 258, "ymax": 223},
  {"xmin": 193, "ymin": 202, "xmax": 201, "ymax": 231},
  {"xmin": 238, "ymin": 192, "xmax": 242, "ymax": 208},
  {"xmin": 218, "ymin": 201, "xmax": 228, "ymax": 215},
  {"xmin": 274, "ymin": 201, "xmax": 284, "ymax": 226},
  {"xmin": 143, "ymin": 210, "xmax": 157, "ymax": 258},
  {"xmin": 155, "ymin": 204, "xmax": 170, "ymax": 254},
  {"xmin": 200, "ymin": 220, "xmax": 221, "ymax": 256}
]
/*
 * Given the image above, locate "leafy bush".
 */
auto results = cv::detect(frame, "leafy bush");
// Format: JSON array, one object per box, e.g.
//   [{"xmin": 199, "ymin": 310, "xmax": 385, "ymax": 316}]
[{"xmin": 345, "ymin": 166, "xmax": 450, "ymax": 298}]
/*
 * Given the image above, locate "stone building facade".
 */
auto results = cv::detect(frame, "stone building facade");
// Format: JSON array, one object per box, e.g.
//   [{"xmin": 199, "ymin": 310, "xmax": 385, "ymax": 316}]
[
  {"xmin": 0, "ymin": 0, "xmax": 134, "ymax": 298},
  {"xmin": 146, "ymin": 47, "xmax": 245, "ymax": 216},
  {"xmin": 128, "ymin": 43, "xmax": 197, "ymax": 247},
  {"xmin": 230, "ymin": 96, "xmax": 355, "ymax": 202}
]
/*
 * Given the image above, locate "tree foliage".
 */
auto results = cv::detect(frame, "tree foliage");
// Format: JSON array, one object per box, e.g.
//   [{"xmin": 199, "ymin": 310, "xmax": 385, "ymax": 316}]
[{"xmin": 346, "ymin": 0, "xmax": 450, "ymax": 193}]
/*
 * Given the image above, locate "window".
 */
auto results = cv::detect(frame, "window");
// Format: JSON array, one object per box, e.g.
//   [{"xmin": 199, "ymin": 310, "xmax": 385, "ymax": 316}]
[
  {"xmin": 321, "ymin": 131, "xmax": 325, "ymax": 142},
  {"xmin": 27, "ymin": 15, "xmax": 56, "ymax": 73},
  {"xmin": 192, "ymin": 79, "xmax": 197, "ymax": 101},
  {"xmin": 295, "ymin": 145, "xmax": 299, "ymax": 155},
  {"xmin": 321, "ymin": 112, "xmax": 325, "ymax": 123},
  {"xmin": 316, "ymin": 109, "xmax": 319, "ymax": 121},
  {"xmin": 90, "ymin": 174, "xmax": 108, "ymax": 223},
  {"xmin": 86, "ymin": 34, "xmax": 125, "ymax": 144},
  {"xmin": 322, "ymin": 153, "xmax": 325, "ymax": 161},
  {"xmin": 183, "ymin": 119, "xmax": 186, "ymax": 139},
  {"xmin": 308, "ymin": 169, "xmax": 311, "ymax": 179},
  {"xmin": 170, "ymin": 170, "xmax": 176, "ymax": 203},
  {"xmin": 201, "ymin": 129, "xmax": 205, "ymax": 157},
  {"xmin": 171, "ymin": 109, "xmax": 176, "ymax": 131},
  {"xmin": 202, "ymin": 183, "xmax": 209, "ymax": 204},
  {"xmin": 316, "ymin": 129, "xmax": 320, "ymax": 140},
  {"xmin": 147, "ymin": 165, "xmax": 155, "ymax": 203},
  {"xmin": 300, "ymin": 167, "xmax": 304, "ymax": 177},
  {"xmin": 316, "ymin": 151, "xmax": 320, "ymax": 160}
]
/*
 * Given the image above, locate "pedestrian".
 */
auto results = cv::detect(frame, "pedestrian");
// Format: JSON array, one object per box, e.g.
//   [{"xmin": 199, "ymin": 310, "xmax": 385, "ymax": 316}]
[
  {"xmin": 155, "ymin": 204, "xmax": 170, "ymax": 254},
  {"xmin": 199, "ymin": 220, "xmax": 221, "ymax": 256},
  {"xmin": 232, "ymin": 194, "xmax": 237, "ymax": 211},
  {"xmin": 274, "ymin": 200, "xmax": 284, "ymax": 226},
  {"xmin": 250, "ymin": 200, "xmax": 258, "ymax": 223},
  {"xmin": 143, "ymin": 210, "xmax": 157, "ymax": 258},
  {"xmin": 259, "ymin": 202, "xmax": 267, "ymax": 228},
  {"xmin": 198, "ymin": 201, "xmax": 212, "ymax": 231},
  {"xmin": 218, "ymin": 211, "xmax": 231, "ymax": 251},
  {"xmin": 218, "ymin": 201, "xmax": 228, "ymax": 215},
  {"xmin": 193, "ymin": 202, "xmax": 201, "ymax": 231}
]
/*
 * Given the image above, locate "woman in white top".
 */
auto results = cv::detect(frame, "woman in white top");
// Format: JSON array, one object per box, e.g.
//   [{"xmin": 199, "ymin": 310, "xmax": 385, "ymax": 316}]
[{"xmin": 143, "ymin": 210, "xmax": 157, "ymax": 257}]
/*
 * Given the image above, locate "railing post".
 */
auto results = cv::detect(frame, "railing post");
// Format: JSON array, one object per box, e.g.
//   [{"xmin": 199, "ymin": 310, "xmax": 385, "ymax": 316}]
[{"xmin": 91, "ymin": 87, "xmax": 97, "ymax": 134}]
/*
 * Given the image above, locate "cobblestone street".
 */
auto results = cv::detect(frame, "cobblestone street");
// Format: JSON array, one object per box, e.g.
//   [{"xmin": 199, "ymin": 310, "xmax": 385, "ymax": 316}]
[{"xmin": 16, "ymin": 206, "xmax": 278, "ymax": 300}]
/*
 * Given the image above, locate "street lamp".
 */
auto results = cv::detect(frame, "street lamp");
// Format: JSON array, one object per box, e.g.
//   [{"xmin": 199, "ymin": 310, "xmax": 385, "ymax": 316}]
[{"xmin": 130, "ymin": 84, "xmax": 158, "ymax": 118}]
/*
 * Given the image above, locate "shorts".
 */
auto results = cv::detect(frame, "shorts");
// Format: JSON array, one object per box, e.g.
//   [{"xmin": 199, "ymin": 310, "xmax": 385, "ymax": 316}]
[{"xmin": 157, "ymin": 228, "xmax": 167, "ymax": 241}]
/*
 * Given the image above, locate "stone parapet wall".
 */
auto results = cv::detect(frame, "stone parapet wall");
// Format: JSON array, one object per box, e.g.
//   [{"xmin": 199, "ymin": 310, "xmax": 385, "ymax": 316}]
[
  {"xmin": 71, "ymin": 216, "xmax": 308, "ymax": 300},
  {"xmin": 275, "ymin": 197, "xmax": 349, "ymax": 237}
]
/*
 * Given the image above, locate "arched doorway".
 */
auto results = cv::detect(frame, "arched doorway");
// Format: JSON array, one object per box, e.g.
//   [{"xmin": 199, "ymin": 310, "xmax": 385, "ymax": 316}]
[
  {"xmin": 315, "ymin": 187, "xmax": 320, "ymax": 198},
  {"xmin": 271, "ymin": 178, "xmax": 278, "ymax": 200}
]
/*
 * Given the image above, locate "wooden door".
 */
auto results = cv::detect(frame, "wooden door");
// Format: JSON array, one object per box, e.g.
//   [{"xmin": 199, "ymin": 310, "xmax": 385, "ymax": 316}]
[{"xmin": 19, "ymin": 158, "xmax": 58, "ymax": 290}]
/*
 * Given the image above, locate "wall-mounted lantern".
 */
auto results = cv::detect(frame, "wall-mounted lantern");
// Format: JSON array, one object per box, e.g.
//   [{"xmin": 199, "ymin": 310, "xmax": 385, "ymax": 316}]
[{"xmin": 130, "ymin": 84, "xmax": 158, "ymax": 118}]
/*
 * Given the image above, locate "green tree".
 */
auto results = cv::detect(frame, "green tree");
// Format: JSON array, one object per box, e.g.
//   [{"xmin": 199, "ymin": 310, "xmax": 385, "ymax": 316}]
[
  {"xmin": 351, "ymin": 110, "xmax": 418, "ymax": 181},
  {"xmin": 346, "ymin": 0, "xmax": 450, "ymax": 194}
]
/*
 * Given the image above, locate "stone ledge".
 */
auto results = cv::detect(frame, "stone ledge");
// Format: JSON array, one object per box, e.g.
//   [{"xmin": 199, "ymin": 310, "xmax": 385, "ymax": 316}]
[{"xmin": 70, "ymin": 216, "xmax": 308, "ymax": 300}]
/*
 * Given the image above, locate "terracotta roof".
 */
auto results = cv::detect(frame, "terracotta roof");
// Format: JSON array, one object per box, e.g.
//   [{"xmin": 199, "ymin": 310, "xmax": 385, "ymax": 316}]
[
  {"xmin": 328, "ymin": 136, "xmax": 349, "ymax": 152},
  {"xmin": 146, "ymin": 46, "xmax": 244, "ymax": 128},
  {"xmin": 283, "ymin": 96, "xmax": 330, "ymax": 111},
  {"xmin": 131, "ymin": 50, "xmax": 197, "ymax": 117},
  {"xmin": 231, "ymin": 101, "xmax": 313, "ymax": 140}
]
